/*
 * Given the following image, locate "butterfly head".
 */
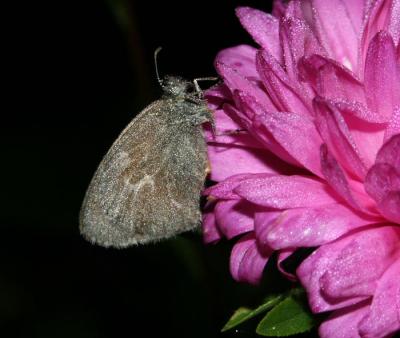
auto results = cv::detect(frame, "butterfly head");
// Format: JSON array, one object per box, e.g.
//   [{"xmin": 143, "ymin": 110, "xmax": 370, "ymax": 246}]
[{"xmin": 162, "ymin": 76, "xmax": 194, "ymax": 99}]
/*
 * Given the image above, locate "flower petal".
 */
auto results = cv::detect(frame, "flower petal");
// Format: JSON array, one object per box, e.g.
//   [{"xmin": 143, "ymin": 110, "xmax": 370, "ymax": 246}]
[
  {"xmin": 272, "ymin": 0, "xmax": 287, "ymax": 18},
  {"xmin": 236, "ymin": 7, "xmax": 282, "ymax": 62},
  {"xmin": 358, "ymin": 258, "xmax": 400, "ymax": 337},
  {"xmin": 277, "ymin": 249, "xmax": 297, "ymax": 281},
  {"xmin": 384, "ymin": 106, "xmax": 400, "ymax": 142},
  {"xmin": 254, "ymin": 210, "xmax": 282, "ymax": 248},
  {"xmin": 366, "ymin": 135, "xmax": 400, "ymax": 222},
  {"xmin": 256, "ymin": 49, "xmax": 312, "ymax": 117},
  {"xmin": 235, "ymin": 175, "xmax": 339, "ymax": 209},
  {"xmin": 202, "ymin": 205, "xmax": 222, "ymax": 243},
  {"xmin": 230, "ymin": 233, "xmax": 271, "ymax": 284},
  {"xmin": 298, "ymin": 231, "xmax": 369, "ymax": 312},
  {"xmin": 320, "ymin": 225, "xmax": 400, "ymax": 300},
  {"xmin": 330, "ymin": 99, "xmax": 386, "ymax": 124},
  {"xmin": 304, "ymin": 0, "xmax": 359, "ymax": 70},
  {"xmin": 204, "ymin": 173, "xmax": 271, "ymax": 200},
  {"xmin": 320, "ymin": 144, "xmax": 376, "ymax": 214},
  {"xmin": 365, "ymin": 163, "xmax": 400, "ymax": 204},
  {"xmin": 364, "ymin": 31, "xmax": 400, "ymax": 122},
  {"xmin": 398, "ymin": 38, "xmax": 400, "ymax": 60},
  {"xmin": 203, "ymin": 108, "xmax": 262, "ymax": 147},
  {"xmin": 322, "ymin": 100, "xmax": 387, "ymax": 169},
  {"xmin": 360, "ymin": 0, "xmax": 400, "ymax": 69},
  {"xmin": 319, "ymin": 302, "xmax": 369, "ymax": 338},
  {"xmin": 279, "ymin": 16, "xmax": 325, "ymax": 84},
  {"xmin": 235, "ymin": 92, "xmax": 302, "ymax": 166},
  {"xmin": 254, "ymin": 109, "xmax": 323, "ymax": 176},
  {"xmin": 379, "ymin": 191, "xmax": 400, "ymax": 223},
  {"xmin": 235, "ymin": 90, "xmax": 323, "ymax": 175},
  {"xmin": 314, "ymin": 98, "xmax": 368, "ymax": 180},
  {"xmin": 207, "ymin": 143, "xmax": 282, "ymax": 182},
  {"xmin": 299, "ymin": 55, "xmax": 365, "ymax": 103},
  {"xmin": 215, "ymin": 61, "xmax": 274, "ymax": 111},
  {"xmin": 215, "ymin": 45, "xmax": 259, "ymax": 79},
  {"xmin": 205, "ymin": 83, "xmax": 232, "ymax": 110},
  {"xmin": 263, "ymin": 204, "xmax": 378, "ymax": 249},
  {"xmin": 215, "ymin": 200, "xmax": 255, "ymax": 239},
  {"xmin": 341, "ymin": 0, "xmax": 365, "ymax": 36},
  {"xmin": 388, "ymin": 0, "xmax": 400, "ymax": 44},
  {"xmin": 375, "ymin": 133, "xmax": 400, "ymax": 168}
]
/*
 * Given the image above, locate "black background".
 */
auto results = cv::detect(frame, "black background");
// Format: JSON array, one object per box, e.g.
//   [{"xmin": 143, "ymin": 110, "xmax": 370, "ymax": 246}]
[{"xmin": 2, "ymin": 1, "xmax": 318, "ymax": 337}]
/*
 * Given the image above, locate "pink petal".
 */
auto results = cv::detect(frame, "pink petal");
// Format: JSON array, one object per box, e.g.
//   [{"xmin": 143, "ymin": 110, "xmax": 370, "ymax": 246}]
[
  {"xmin": 331, "ymin": 99, "xmax": 387, "ymax": 124},
  {"xmin": 365, "ymin": 163, "xmax": 400, "ymax": 204},
  {"xmin": 279, "ymin": 16, "xmax": 325, "ymax": 84},
  {"xmin": 236, "ymin": 7, "xmax": 282, "ymax": 62},
  {"xmin": 398, "ymin": 38, "xmax": 400, "ymax": 60},
  {"xmin": 207, "ymin": 143, "xmax": 282, "ymax": 182},
  {"xmin": 388, "ymin": 0, "xmax": 400, "ymax": 44},
  {"xmin": 256, "ymin": 49, "xmax": 312, "ymax": 117},
  {"xmin": 222, "ymin": 101, "xmax": 253, "ymax": 129},
  {"xmin": 215, "ymin": 45, "xmax": 259, "ymax": 79},
  {"xmin": 205, "ymin": 83, "xmax": 232, "ymax": 110},
  {"xmin": 263, "ymin": 204, "xmax": 378, "ymax": 249},
  {"xmin": 304, "ymin": 0, "xmax": 359, "ymax": 71},
  {"xmin": 375, "ymin": 133, "xmax": 400, "ymax": 168},
  {"xmin": 384, "ymin": 106, "xmax": 400, "ymax": 142},
  {"xmin": 277, "ymin": 249, "xmax": 297, "ymax": 281},
  {"xmin": 235, "ymin": 93, "xmax": 302, "ymax": 166},
  {"xmin": 211, "ymin": 102, "xmax": 307, "ymax": 179},
  {"xmin": 254, "ymin": 210, "xmax": 282, "ymax": 248},
  {"xmin": 255, "ymin": 109, "xmax": 324, "ymax": 175},
  {"xmin": 252, "ymin": 120, "xmax": 302, "ymax": 167},
  {"xmin": 215, "ymin": 61, "xmax": 274, "ymax": 111},
  {"xmin": 235, "ymin": 174, "xmax": 340, "ymax": 209},
  {"xmin": 298, "ymin": 230, "xmax": 370, "ymax": 312},
  {"xmin": 202, "ymin": 205, "xmax": 222, "ymax": 243},
  {"xmin": 379, "ymin": 191, "xmax": 400, "ymax": 223},
  {"xmin": 323, "ymin": 101, "xmax": 387, "ymax": 168},
  {"xmin": 366, "ymin": 136, "xmax": 400, "ymax": 222},
  {"xmin": 319, "ymin": 302, "xmax": 369, "ymax": 338},
  {"xmin": 299, "ymin": 55, "xmax": 365, "ymax": 103},
  {"xmin": 364, "ymin": 31, "xmax": 400, "ymax": 122},
  {"xmin": 204, "ymin": 173, "xmax": 271, "ymax": 200},
  {"xmin": 360, "ymin": 0, "xmax": 400, "ymax": 70},
  {"xmin": 272, "ymin": 0, "xmax": 287, "ymax": 18},
  {"xmin": 358, "ymin": 258, "xmax": 400, "ymax": 337},
  {"xmin": 319, "ymin": 225, "xmax": 400, "ymax": 300},
  {"xmin": 203, "ymin": 109, "xmax": 262, "ymax": 147},
  {"xmin": 341, "ymin": 0, "xmax": 366, "ymax": 36},
  {"xmin": 236, "ymin": 90, "xmax": 323, "ymax": 175},
  {"xmin": 230, "ymin": 233, "xmax": 271, "ymax": 284},
  {"xmin": 314, "ymin": 98, "xmax": 368, "ymax": 180},
  {"xmin": 214, "ymin": 199, "xmax": 255, "ymax": 239},
  {"xmin": 320, "ymin": 144, "xmax": 377, "ymax": 214},
  {"xmin": 284, "ymin": 0, "xmax": 304, "ymax": 20}
]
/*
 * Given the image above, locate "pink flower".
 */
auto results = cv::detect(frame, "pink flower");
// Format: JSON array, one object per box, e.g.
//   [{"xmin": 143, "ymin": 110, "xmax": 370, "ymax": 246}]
[{"xmin": 202, "ymin": 1, "xmax": 400, "ymax": 337}]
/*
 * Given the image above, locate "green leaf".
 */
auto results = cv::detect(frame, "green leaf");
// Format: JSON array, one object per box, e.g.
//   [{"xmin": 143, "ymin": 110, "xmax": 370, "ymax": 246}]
[
  {"xmin": 221, "ymin": 294, "xmax": 283, "ymax": 332},
  {"xmin": 256, "ymin": 295, "xmax": 316, "ymax": 336}
]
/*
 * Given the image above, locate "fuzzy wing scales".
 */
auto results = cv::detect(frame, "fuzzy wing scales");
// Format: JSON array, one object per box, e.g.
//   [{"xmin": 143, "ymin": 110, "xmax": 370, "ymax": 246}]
[{"xmin": 80, "ymin": 100, "xmax": 208, "ymax": 247}]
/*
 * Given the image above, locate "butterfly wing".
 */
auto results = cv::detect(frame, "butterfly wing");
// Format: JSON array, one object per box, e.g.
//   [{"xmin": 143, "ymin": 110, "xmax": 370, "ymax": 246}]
[{"xmin": 80, "ymin": 100, "xmax": 208, "ymax": 247}]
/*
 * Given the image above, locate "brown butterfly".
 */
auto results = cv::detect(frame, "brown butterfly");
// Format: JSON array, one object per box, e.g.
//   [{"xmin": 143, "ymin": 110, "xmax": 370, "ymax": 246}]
[{"xmin": 80, "ymin": 51, "xmax": 215, "ymax": 248}]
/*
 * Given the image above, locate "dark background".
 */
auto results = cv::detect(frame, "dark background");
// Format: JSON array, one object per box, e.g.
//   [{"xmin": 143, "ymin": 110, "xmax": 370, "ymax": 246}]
[{"xmin": 2, "ymin": 1, "xmax": 318, "ymax": 337}]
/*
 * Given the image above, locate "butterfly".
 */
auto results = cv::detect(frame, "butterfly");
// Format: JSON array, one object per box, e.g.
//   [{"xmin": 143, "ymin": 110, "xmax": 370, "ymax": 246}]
[{"xmin": 80, "ymin": 51, "xmax": 215, "ymax": 247}]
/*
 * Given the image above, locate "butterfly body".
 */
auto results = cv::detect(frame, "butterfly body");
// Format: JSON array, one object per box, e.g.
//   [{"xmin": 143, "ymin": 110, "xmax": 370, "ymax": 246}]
[{"xmin": 80, "ymin": 76, "xmax": 212, "ymax": 248}]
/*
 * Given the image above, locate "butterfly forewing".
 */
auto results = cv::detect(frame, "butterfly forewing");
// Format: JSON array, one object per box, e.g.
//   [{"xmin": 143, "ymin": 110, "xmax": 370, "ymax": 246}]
[{"xmin": 80, "ymin": 98, "xmax": 209, "ymax": 248}]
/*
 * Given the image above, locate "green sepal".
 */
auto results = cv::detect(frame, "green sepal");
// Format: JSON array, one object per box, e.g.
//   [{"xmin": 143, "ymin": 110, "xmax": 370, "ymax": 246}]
[
  {"xmin": 256, "ymin": 292, "xmax": 316, "ymax": 337},
  {"xmin": 221, "ymin": 294, "xmax": 283, "ymax": 332}
]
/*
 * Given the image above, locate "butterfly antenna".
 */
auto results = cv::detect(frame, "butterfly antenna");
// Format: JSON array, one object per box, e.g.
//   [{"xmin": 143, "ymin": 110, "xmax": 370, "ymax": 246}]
[{"xmin": 154, "ymin": 47, "xmax": 164, "ymax": 87}]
